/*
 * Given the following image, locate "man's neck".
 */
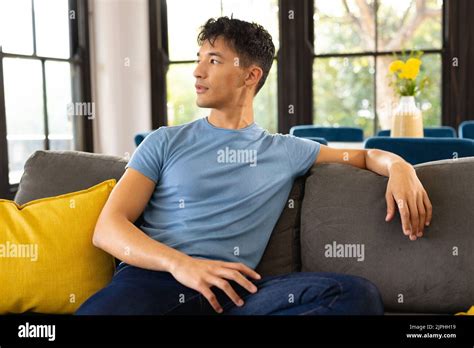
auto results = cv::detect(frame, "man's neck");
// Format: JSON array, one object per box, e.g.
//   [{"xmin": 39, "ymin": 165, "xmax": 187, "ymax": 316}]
[{"xmin": 208, "ymin": 107, "xmax": 254, "ymax": 130}]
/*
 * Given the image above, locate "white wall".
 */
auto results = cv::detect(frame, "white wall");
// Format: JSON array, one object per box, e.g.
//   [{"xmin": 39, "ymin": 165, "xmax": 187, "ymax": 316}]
[{"xmin": 88, "ymin": 0, "xmax": 152, "ymax": 157}]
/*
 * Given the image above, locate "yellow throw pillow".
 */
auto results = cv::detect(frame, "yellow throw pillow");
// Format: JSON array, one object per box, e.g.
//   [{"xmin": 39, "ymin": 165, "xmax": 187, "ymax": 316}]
[
  {"xmin": 0, "ymin": 179, "xmax": 116, "ymax": 314},
  {"xmin": 456, "ymin": 306, "xmax": 474, "ymax": 315}
]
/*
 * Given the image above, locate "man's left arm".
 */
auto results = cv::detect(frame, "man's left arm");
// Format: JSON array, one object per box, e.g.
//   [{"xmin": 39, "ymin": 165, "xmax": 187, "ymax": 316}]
[{"xmin": 315, "ymin": 145, "xmax": 432, "ymax": 241}]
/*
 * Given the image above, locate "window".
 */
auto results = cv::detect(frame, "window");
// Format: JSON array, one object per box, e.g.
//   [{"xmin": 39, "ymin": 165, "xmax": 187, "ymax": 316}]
[
  {"xmin": 313, "ymin": 0, "xmax": 443, "ymax": 137},
  {"xmin": 165, "ymin": 0, "xmax": 279, "ymax": 133},
  {"xmin": 0, "ymin": 0, "xmax": 91, "ymax": 195}
]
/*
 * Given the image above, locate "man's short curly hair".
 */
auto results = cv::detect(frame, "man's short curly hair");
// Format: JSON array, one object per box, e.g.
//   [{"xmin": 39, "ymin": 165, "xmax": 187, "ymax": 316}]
[{"xmin": 197, "ymin": 17, "xmax": 275, "ymax": 95}]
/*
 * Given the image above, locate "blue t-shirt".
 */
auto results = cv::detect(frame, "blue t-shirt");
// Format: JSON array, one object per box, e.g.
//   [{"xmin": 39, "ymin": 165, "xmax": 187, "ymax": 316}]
[{"xmin": 126, "ymin": 117, "xmax": 320, "ymax": 269}]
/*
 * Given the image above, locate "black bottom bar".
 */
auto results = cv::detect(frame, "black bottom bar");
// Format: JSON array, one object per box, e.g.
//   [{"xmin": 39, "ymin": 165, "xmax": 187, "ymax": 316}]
[{"xmin": 0, "ymin": 315, "xmax": 473, "ymax": 345}]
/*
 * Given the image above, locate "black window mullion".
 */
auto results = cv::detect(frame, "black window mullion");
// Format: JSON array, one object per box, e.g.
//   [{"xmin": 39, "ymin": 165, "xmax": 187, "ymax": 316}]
[
  {"xmin": 0, "ymin": 52, "xmax": 72, "ymax": 62},
  {"xmin": 314, "ymin": 49, "xmax": 443, "ymax": 59},
  {"xmin": 373, "ymin": 0, "xmax": 378, "ymax": 134},
  {"xmin": 168, "ymin": 60, "xmax": 195, "ymax": 65},
  {"xmin": 31, "ymin": 0, "xmax": 37, "ymax": 55},
  {"xmin": 303, "ymin": 0, "xmax": 314, "ymax": 128},
  {"xmin": 441, "ymin": 0, "xmax": 447, "ymax": 128},
  {"xmin": 41, "ymin": 59, "xmax": 50, "ymax": 150},
  {"xmin": 69, "ymin": 0, "xmax": 78, "ymax": 59},
  {"xmin": 0, "ymin": 50, "xmax": 10, "ymax": 197},
  {"xmin": 69, "ymin": 0, "xmax": 93, "ymax": 152},
  {"xmin": 278, "ymin": 0, "xmax": 314, "ymax": 134},
  {"xmin": 149, "ymin": 0, "xmax": 169, "ymax": 129}
]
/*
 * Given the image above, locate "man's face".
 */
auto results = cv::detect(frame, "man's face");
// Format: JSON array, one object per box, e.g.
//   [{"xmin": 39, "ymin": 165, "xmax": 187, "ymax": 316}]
[{"xmin": 193, "ymin": 36, "xmax": 251, "ymax": 109}]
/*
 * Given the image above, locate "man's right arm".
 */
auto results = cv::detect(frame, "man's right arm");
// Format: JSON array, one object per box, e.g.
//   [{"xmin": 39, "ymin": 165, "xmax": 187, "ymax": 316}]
[
  {"xmin": 92, "ymin": 167, "xmax": 186, "ymax": 272},
  {"xmin": 92, "ymin": 168, "xmax": 260, "ymax": 313}
]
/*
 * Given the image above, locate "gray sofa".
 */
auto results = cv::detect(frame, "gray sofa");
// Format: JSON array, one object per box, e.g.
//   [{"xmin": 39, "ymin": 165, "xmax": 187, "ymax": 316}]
[{"xmin": 14, "ymin": 150, "xmax": 474, "ymax": 315}]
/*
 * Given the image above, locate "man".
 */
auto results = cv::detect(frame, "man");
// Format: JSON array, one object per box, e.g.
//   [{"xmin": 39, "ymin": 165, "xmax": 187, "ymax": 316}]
[{"xmin": 76, "ymin": 17, "xmax": 432, "ymax": 315}]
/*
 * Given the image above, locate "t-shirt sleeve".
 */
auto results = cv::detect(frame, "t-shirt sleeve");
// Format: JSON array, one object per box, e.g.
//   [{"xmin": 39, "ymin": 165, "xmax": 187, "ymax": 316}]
[
  {"xmin": 283, "ymin": 135, "xmax": 321, "ymax": 177},
  {"xmin": 125, "ymin": 128, "xmax": 167, "ymax": 183}
]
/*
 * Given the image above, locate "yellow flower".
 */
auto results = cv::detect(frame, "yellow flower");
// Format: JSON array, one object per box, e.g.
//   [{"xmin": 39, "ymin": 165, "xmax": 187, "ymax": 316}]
[
  {"xmin": 389, "ymin": 60, "xmax": 405, "ymax": 74},
  {"xmin": 406, "ymin": 58, "xmax": 422, "ymax": 68},
  {"xmin": 388, "ymin": 54, "xmax": 427, "ymax": 96},
  {"xmin": 398, "ymin": 62, "xmax": 419, "ymax": 80}
]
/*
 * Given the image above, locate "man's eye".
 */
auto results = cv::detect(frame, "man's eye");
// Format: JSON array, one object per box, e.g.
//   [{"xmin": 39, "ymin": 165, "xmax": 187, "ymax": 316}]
[{"xmin": 210, "ymin": 59, "xmax": 220, "ymax": 64}]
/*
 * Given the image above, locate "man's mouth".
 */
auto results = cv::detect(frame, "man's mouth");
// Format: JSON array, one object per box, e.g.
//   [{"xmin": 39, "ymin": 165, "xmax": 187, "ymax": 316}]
[{"xmin": 195, "ymin": 84, "xmax": 209, "ymax": 94}]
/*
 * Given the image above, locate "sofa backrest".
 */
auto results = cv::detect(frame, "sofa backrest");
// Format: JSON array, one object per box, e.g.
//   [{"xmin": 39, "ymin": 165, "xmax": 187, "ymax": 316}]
[
  {"xmin": 301, "ymin": 157, "xmax": 474, "ymax": 314},
  {"xmin": 14, "ymin": 151, "xmax": 129, "ymax": 205},
  {"xmin": 14, "ymin": 150, "xmax": 304, "ymax": 277}
]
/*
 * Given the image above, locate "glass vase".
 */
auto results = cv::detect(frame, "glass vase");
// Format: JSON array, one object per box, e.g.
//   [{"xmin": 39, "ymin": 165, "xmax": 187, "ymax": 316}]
[{"xmin": 391, "ymin": 96, "xmax": 423, "ymax": 137}]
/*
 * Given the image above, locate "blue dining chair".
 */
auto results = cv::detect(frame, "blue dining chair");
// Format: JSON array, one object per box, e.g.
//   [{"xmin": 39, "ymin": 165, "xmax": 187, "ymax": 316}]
[
  {"xmin": 376, "ymin": 126, "xmax": 457, "ymax": 138},
  {"xmin": 364, "ymin": 137, "xmax": 474, "ymax": 165},
  {"xmin": 136, "ymin": 131, "xmax": 328, "ymax": 146},
  {"xmin": 458, "ymin": 121, "xmax": 474, "ymax": 140},
  {"xmin": 290, "ymin": 125, "xmax": 364, "ymax": 142},
  {"xmin": 134, "ymin": 131, "xmax": 153, "ymax": 147},
  {"xmin": 304, "ymin": 137, "xmax": 328, "ymax": 145}
]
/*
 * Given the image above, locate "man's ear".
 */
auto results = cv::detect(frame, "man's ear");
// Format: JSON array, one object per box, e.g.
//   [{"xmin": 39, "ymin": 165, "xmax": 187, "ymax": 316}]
[{"xmin": 244, "ymin": 65, "xmax": 263, "ymax": 92}]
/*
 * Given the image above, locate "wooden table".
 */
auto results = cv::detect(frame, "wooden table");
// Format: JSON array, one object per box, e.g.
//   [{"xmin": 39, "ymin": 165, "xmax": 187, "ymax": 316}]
[{"xmin": 327, "ymin": 141, "xmax": 365, "ymax": 149}]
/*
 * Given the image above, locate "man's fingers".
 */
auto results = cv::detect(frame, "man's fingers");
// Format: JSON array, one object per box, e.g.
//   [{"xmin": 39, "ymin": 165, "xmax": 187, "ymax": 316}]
[
  {"xmin": 200, "ymin": 287, "xmax": 223, "ymax": 313},
  {"xmin": 209, "ymin": 277, "xmax": 243, "ymax": 307},
  {"xmin": 416, "ymin": 193, "xmax": 426, "ymax": 237},
  {"xmin": 407, "ymin": 198, "xmax": 420, "ymax": 239},
  {"xmin": 397, "ymin": 198, "xmax": 412, "ymax": 237},
  {"xmin": 224, "ymin": 262, "xmax": 261, "ymax": 280},
  {"xmin": 423, "ymin": 191, "xmax": 433, "ymax": 226},
  {"xmin": 216, "ymin": 268, "xmax": 258, "ymax": 294},
  {"xmin": 385, "ymin": 191, "xmax": 396, "ymax": 222}
]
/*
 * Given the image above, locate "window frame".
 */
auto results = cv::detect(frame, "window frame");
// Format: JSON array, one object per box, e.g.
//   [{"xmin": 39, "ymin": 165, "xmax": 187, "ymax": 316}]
[
  {"xmin": 311, "ymin": 0, "xmax": 445, "ymax": 135},
  {"xmin": 150, "ymin": 0, "xmax": 469, "ymax": 135},
  {"xmin": 0, "ymin": 0, "xmax": 93, "ymax": 199}
]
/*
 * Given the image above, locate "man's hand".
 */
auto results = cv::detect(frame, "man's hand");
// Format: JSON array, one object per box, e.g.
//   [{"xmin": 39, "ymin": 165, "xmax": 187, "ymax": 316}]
[
  {"xmin": 385, "ymin": 162, "xmax": 433, "ymax": 240},
  {"xmin": 170, "ymin": 255, "xmax": 261, "ymax": 313},
  {"xmin": 313, "ymin": 146, "xmax": 433, "ymax": 240}
]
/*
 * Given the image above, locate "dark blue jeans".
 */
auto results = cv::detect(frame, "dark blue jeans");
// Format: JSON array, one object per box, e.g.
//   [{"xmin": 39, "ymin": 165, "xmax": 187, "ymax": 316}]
[{"xmin": 75, "ymin": 263, "xmax": 384, "ymax": 315}]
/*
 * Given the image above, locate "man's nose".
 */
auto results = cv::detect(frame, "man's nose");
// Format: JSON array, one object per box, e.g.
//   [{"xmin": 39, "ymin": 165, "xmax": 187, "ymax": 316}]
[{"xmin": 193, "ymin": 61, "xmax": 206, "ymax": 79}]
